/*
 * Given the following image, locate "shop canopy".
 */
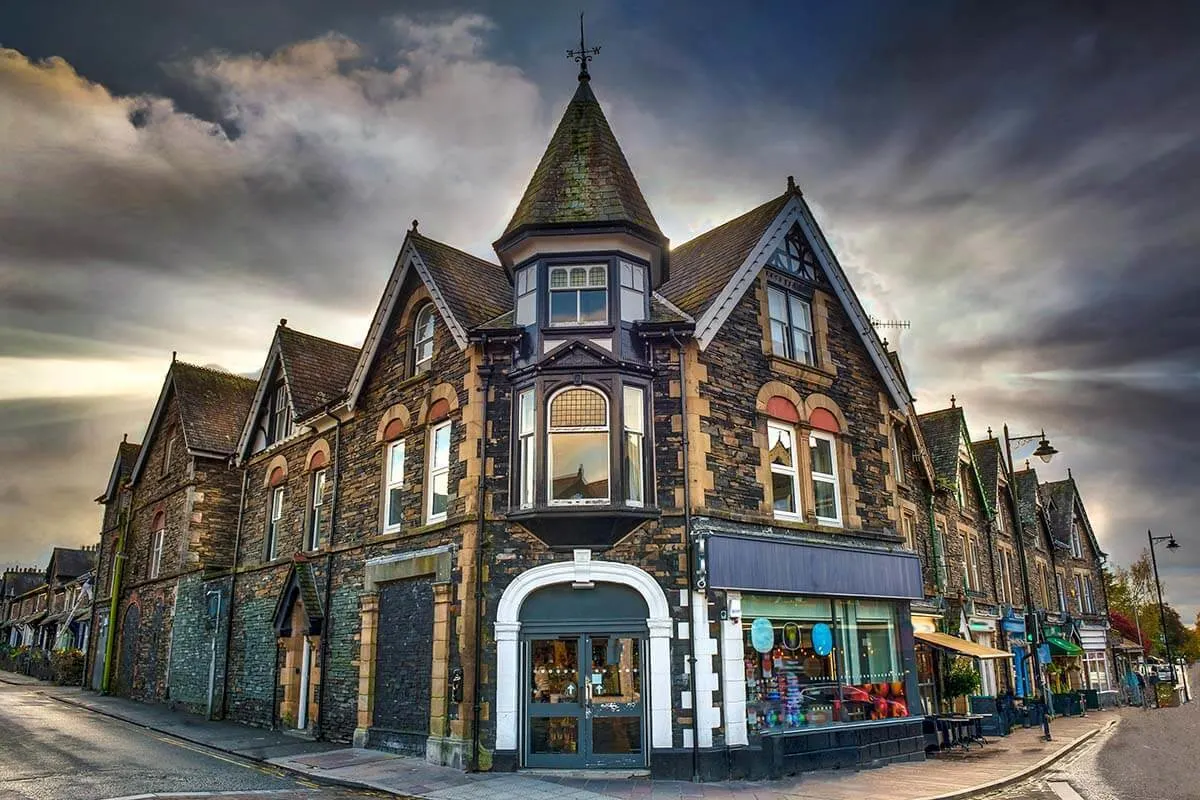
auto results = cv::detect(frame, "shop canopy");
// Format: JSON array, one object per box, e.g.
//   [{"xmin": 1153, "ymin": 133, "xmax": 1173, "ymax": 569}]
[
  {"xmin": 915, "ymin": 631, "xmax": 1013, "ymax": 660},
  {"xmin": 1045, "ymin": 636, "xmax": 1084, "ymax": 657}
]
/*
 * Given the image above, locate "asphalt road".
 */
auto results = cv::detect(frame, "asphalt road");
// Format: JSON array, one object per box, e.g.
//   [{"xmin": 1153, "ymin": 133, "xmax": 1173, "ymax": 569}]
[
  {"xmin": 0, "ymin": 682, "xmax": 389, "ymax": 800},
  {"xmin": 977, "ymin": 664, "xmax": 1200, "ymax": 800}
]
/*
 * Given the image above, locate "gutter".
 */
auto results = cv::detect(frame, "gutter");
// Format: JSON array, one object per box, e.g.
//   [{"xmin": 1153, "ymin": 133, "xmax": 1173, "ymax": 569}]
[
  {"xmin": 100, "ymin": 507, "xmax": 131, "ymax": 694},
  {"xmin": 670, "ymin": 330, "xmax": 701, "ymax": 783},
  {"xmin": 470, "ymin": 335, "xmax": 494, "ymax": 772}
]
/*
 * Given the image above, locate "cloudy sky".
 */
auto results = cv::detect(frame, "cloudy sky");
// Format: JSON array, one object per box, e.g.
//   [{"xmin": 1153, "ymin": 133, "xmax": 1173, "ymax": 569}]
[{"xmin": 2, "ymin": 1, "xmax": 1197, "ymax": 619}]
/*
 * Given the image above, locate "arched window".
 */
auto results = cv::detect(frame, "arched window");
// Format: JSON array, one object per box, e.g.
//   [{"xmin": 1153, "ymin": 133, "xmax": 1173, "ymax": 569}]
[
  {"xmin": 413, "ymin": 305, "xmax": 435, "ymax": 369},
  {"xmin": 548, "ymin": 387, "xmax": 609, "ymax": 504}
]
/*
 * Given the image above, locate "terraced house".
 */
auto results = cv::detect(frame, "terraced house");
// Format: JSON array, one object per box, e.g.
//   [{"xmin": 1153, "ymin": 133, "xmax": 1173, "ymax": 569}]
[{"xmin": 74, "ymin": 62, "xmax": 1118, "ymax": 783}]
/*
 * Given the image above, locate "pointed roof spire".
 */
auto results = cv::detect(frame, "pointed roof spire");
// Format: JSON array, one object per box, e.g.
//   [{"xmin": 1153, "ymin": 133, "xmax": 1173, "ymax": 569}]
[
  {"xmin": 567, "ymin": 12, "xmax": 601, "ymax": 82},
  {"xmin": 496, "ymin": 39, "xmax": 663, "ymax": 251}
]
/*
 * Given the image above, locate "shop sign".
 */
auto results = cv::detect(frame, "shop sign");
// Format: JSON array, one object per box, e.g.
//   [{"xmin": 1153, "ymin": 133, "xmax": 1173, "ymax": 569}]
[
  {"xmin": 1001, "ymin": 616, "xmax": 1026, "ymax": 634},
  {"xmin": 1037, "ymin": 643, "xmax": 1052, "ymax": 665},
  {"xmin": 968, "ymin": 618, "xmax": 997, "ymax": 632}
]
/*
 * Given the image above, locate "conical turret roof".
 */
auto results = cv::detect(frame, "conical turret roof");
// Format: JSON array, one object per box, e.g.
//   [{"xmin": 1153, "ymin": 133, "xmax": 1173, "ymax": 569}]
[{"xmin": 499, "ymin": 79, "xmax": 662, "ymax": 244}]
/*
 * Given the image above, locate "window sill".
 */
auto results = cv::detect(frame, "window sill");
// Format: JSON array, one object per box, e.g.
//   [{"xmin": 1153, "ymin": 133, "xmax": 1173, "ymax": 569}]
[{"xmin": 768, "ymin": 354, "xmax": 836, "ymax": 386}]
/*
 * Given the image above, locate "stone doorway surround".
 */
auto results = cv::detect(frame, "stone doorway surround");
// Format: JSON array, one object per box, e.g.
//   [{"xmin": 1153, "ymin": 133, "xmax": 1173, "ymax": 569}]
[{"xmin": 494, "ymin": 550, "xmax": 673, "ymax": 756}]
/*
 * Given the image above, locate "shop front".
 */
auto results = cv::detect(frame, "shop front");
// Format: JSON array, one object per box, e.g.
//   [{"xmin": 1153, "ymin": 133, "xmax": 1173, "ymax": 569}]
[
  {"xmin": 704, "ymin": 532, "xmax": 926, "ymax": 777},
  {"xmin": 1000, "ymin": 610, "xmax": 1028, "ymax": 698},
  {"xmin": 1077, "ymin": 621, "xmax": 1115, "ymax": 708}
]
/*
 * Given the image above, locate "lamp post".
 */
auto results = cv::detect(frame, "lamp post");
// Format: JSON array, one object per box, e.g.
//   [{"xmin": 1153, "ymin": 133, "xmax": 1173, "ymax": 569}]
[
  {"xmin": 1002, "ymin": 425, "xmax": 1057, "ymax": 741},
  {"xmin": 1147, "ymin": 531, "xmax": 1180, "ymax": 689}
]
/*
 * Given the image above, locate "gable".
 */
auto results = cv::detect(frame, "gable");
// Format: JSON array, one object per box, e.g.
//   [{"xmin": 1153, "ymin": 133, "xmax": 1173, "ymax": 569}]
[{"xmin": 127, "ymin": 372, "xmax": 183, "ymax": 486}]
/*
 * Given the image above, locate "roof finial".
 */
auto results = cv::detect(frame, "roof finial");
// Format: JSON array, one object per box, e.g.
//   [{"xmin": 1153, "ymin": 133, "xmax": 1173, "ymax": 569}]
[
  {"xmin": 279, "ymin": 318, "xmax": 288, "ymax": 327},
  {"xmin": 882, "ymin": 337, "xmax": 889, "ymax": 349},
  {"xmin": 950, "ymin": 394, "xmax": 956, "ymax": 408},
  {"xmin": 567, "ymin": 11, "xmax": 601, "ymax": 81},
  {"xmin": 411, "ymin": 219, "xmax": 419, "ymax": 233},
  {"xmin": 122, "ymin": 432, "xmax": 128, "ymax": 443},
  {"xmin": 171, "ymin": 350, "xmax": 177, "ymax": 363},
  {"xmin": 987, "ymin": 426, "xmax": 993, "ymax": 439},
  {"xmin": 1067, "ymin": 467, "xmax": 1073, "ymax": 479},
  {"xmin": 787, "ymin": 175, "xmax": 797, "ymax": 194}
]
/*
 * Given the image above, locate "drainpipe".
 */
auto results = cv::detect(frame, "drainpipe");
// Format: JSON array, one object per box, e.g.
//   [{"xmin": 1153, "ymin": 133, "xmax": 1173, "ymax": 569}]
[
  {"xmin": 471, "ymin": 335, "xmax": 493, "ymax": 772},
  {"xmin": 316, "ymin": 411, "xmax": 342, "ymax": 740},
  {"xmin": 219, "ymin": 464, "xmax": 250, "ymax": 718},
  {"xmin": 670, "ymin": 330, "xmax": 700, "ymax": 783},
  {"xmin": 101, "ymin": 507, "xmax": 131, "ymax": 694}
]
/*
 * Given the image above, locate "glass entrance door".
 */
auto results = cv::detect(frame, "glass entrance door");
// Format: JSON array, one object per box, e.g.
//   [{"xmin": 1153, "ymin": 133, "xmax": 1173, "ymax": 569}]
[{"xmin": 526, "ymin": 634, "xmax": 645, "ymax": 768}]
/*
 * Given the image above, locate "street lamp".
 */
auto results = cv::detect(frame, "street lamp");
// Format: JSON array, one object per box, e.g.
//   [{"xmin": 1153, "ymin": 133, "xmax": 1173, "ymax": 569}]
[
  {"xmin": 1147, "ymin": 531, "xmax": 1181, "ymax": 690},
  {"xmin": 1002, "ymin": 424, "xmax": 1056, "ymax": 741}
]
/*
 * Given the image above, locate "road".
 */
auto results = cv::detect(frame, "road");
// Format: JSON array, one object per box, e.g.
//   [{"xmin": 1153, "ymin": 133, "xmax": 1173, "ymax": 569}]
[
  {"xmin": 978, "ymin": 664, "xmax": 1200, "ymax": 800},
  {"xmin": 0, "ymin": 681, "xmax": 389, "ymax": 800}
]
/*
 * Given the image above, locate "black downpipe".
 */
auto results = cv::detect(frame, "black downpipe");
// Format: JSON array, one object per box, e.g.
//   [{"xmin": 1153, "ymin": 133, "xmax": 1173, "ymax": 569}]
[
  {"xmin": 670, "ymin": 331, "xmax": 700, "ymax": 783},
  {"xmin": 316, "ymin": 413, "xmax": 342, "ymax": 740},
  {"xmin": 220, "ymin": 464, "xmax": 250, "ymax": 719},
  {"xmin": 471, "ymin": 336, "xmax": 493, "ymax": 772}
]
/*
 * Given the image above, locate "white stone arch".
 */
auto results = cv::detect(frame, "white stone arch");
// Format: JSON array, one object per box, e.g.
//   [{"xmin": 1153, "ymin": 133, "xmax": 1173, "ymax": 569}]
[{"xmin": 494, "ymin": 554, "xmax": 673, "ymax": 753}]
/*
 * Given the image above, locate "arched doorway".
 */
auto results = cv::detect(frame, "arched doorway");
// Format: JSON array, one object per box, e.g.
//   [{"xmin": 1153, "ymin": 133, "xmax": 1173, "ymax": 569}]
[{"xmin": 494, "ymin": 556, "xmax": 672, "ymax": 769}]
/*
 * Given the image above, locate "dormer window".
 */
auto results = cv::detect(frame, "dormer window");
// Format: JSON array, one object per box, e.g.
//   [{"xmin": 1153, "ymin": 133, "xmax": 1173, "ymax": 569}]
[
  {"xmin": 548, "ymin": 387, "xmax": 609, "ymax": 503},
  {"xmin": 549, "ymin": 265, "xmax": 607, "ymax": 326},
  {"xmin": 413, "ymin": 305, "xmax": 435, "ymax": 369},
  {"xmin": 766, "ymin": 226, "xmax": 815, "ymax": 280},
  {"xmin": 270, "ymin": 383, "xmax": 292, "ymax": 444}
]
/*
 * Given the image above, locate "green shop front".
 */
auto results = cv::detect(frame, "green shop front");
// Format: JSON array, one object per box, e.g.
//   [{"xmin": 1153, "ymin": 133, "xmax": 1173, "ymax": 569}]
[{"xmin": 703, "ymin": 531, "xmax": 927, "ymax": 778}]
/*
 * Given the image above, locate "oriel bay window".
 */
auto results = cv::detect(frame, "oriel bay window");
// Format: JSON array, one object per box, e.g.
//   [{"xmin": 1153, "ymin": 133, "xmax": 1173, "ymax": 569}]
[
  {"xmin": 622, "ymin": 385, "xmax": 645, "ymax": 505},
  {"xmin": 517, "ymin": 390, "xmax": 536, "ymax": 509},
  {"xmin": 549, "ymin": 265, "xmax": 607, "ymax": 326},
  {"xmin": 548, "ymin": 387, "xmax": 610, "ymax": 504}
]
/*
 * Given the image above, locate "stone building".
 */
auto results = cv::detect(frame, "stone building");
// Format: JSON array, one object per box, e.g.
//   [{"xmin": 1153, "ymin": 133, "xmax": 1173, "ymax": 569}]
[
  {"xmin": 37, "ymin": 546, "xmax": 97, "ymax": 653},
  {"xmin": 1, "ymin": 568, "xmax": 45, "ymax": 647},
  {"xmin": 88, "ymin": 436, "xmax": 140, "ymax": 690},
  {"xmin": 107, "ymin": 359, "xmax": 254, "ymax": 708}
]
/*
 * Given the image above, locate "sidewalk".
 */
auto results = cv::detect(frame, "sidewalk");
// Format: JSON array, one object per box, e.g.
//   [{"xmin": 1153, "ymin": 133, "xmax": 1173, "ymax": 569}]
[{"xmin": 2, "ymin": 671, "xmax": 1112, "ymax": 800}]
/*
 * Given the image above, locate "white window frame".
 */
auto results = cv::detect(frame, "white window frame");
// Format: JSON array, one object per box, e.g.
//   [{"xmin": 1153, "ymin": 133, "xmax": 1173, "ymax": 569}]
[
  {"xmin": 1056, "ymin": 570, "xmax": 1067, "ymax": 611},
  {"xmin": 517, "ymin": 390, "xmax": 535, "ymax": 509},
  {"xmin": 384, "ymin": 440, "xmax": 406, "ymax": 531},
  {"xmin": 272, "ymin": 383, "xmax": 292, "ymax": 443},
  {"xmin": 307, "ymin": 468, "xmax": 327, "ymax": 551},
  {"xmin": 150, "ymin": 522, "xmax": 166, "ymax": 579},
  {"xmin": 623, "ymin": 384, "xmax": 645, "ymax": 506},
  {"xmin": 766, "ymin": 286, "xmax": 815, "ymax": 365},
  {"xmin": 619, "ymin": 261, "xmax": 647, "ymax": 323},
  {"xmin": 548, "ymin": 265, "xmax": 608, "ymax": 327},
  {"xmin": 267, "ymin": 487, "xmax": 284, "ymax": 561},
  {"xmin": 515, "ymin": 266, "xmax": 537, "ymax": 326},
  {"xmin": 767, "ymin": 420, "xmax": 801, "ymax": 520},
  {"xmin": 961, "ymin": 533, "xmax": 976, "ymax": 591},
  {"xmin": 995, "ymin": 548, "xmax": 1008, "ymax": 604},
  {"xmin": 809, "ymin": 430, "xmax": 842, "ymax": 527},
  {"xmin": 547, "ymin": 386, "xmax": 610, "ymax": 506},
  {"xmin": 890, "ymin": 425, "xmax": 904, "ymax": 487},
  {"xmin": 427, "ymin": 421, "xmax": 452, "ymax": 523},
  {"xmin": 901, "ymin": 511, "xmax": 916, "ymax": 550},
  {"xmin": 414, "ymin": 305, "xmax": 436, "ymax": 368},
  {"xmin": 1070, "ymin": 520, "xmax": 1083, "ymax": 558}
]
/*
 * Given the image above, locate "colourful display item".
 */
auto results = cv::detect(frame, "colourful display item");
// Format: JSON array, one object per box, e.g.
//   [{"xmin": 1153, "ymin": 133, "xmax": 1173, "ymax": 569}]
[
  {"xmin": 750, "ymin": 617, "xmax": 775, "ymax": 653},
  {"xmin": 811, "ymin": 622, "xmax": 833, "ymax": 656}
]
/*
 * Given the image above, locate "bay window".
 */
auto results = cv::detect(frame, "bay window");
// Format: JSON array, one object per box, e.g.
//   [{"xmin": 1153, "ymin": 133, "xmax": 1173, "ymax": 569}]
[
  {"xmin": 548, "ymin": 387, "xmax": 609, "ymax": 504},
  {"xmin": 623, "ymin": 385, "xmax": 645, "ymax": 505},
  {"xmin": 549, "ymin": 265, "xmax": 607, "ymax": 326},
  {"xmin": 809, "ymin": 431, "xmax": 841, "ymax": 526},
  {"xmin": 515, "ymin": 266, "xmax": 537, "ymax": 326},
  {"xmin": 517, "ymin": 390, "xmax": 535, "ymax": 509},
  {"xmin": 767, "ymin": 286, "xmax": 815, "ymax": 365},
  {"xmin": 427, "ymin": 422, "xmax": 451, "ymax": 522},
  {"xmin": 619, "ymin": 261, "xmax": 646, "ymax": 323},
  {"xmin": 384, "ymin": 440, "xmax": 405, "ymax": 530},
  {"xmin": 768, "ymin": 421, "xmax": 801, "ymax": 519}
]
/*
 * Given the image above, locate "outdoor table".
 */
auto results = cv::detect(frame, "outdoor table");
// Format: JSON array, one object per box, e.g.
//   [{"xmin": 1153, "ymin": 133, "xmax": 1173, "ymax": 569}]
[{"xmin": 933, "ymin": 714, "xmax": 987, "ymax": 751}]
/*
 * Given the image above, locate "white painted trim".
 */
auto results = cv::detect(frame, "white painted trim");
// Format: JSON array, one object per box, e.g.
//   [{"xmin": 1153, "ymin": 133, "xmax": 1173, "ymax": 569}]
[
  {"xmin": 720, "ymin": 591, "xmax": 748, "ymax": 747},
  {"xmin": 651, "ymin": 291, "xmax": 695, "ymax": 323},
  {"xmin": 494, "ymin": 558, "xmax": 673, "ymax": 752}
]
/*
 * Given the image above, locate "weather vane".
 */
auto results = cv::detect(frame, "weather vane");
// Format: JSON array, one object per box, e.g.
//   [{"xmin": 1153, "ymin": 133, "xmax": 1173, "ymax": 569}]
[{"xmin": 566, "ymin": 12, "xmax": 600, "ymax": 81}]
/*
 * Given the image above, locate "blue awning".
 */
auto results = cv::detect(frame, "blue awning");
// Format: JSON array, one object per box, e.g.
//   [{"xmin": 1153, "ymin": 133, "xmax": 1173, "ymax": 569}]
[{"xmin": 707, "ymin": 533, "xmax": 923, "ymax": 600}]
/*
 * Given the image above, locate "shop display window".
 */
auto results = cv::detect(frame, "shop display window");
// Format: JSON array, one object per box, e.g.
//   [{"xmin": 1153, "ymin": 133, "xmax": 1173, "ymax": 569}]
[{"xmin": 742, "ymin": 596, "xmax": 910, "ymax": 734}]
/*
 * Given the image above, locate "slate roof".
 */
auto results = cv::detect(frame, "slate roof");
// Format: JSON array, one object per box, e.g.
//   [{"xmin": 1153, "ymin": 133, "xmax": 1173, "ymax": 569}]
[
  {"xmin": 46, "ymin": 548, "xmax": 95, "ymax": 583},
  {"xmin": 658, "ymin": 193, "xmax": 790, "ymax": 319},
  {"xmin": 173, "ymin": 362, "xmax": 257, "ymax": 456},
  {"xmin": 411, "ymin": 233, "xmax": 512, "ymax": 331},
  {"xmin": 1040, "ymin": 479, "xmax": 1077, "ymax": 550},
  {"xmin": 970, "ymin": 438, "xmax": 1003, "ymax": 512},
  {"xmin": 277, "ymin": 327, "xmax": 360, "ymax": 419},
  {"xmin": 2, "ymin": 572, "xmax": 44, "ymax": 600},
  {"xmin": 499, "ymin": 79, "xmax": 662, "ymax": 243},
  {"xmin": 98, "ymin": 439, "xmax": 140, "ymax": 502},
  {"xmin": 1013, "ymin": 469, "xmax": 1043, "ymax": 540},
  {"xmin": 917, "ymin": 407, "xmax": 964, "ymax": 490}
]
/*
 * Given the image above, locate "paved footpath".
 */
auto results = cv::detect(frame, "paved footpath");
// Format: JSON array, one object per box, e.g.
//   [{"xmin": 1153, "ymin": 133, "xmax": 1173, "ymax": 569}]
[{"xmin": 2, "ymin": 670, "xmax": 1112, "ymax": 800}]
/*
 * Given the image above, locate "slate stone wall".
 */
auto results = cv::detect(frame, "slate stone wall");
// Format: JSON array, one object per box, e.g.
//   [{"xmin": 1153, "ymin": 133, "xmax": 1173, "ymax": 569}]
[
  {"xmin": 371, "ymin": 574, "xmax": 435, "ymax": 755},
  {"xmin": 166, "ymin": 572, "xmax": 229, "ymax": 713}
]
